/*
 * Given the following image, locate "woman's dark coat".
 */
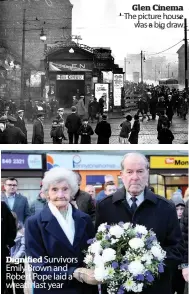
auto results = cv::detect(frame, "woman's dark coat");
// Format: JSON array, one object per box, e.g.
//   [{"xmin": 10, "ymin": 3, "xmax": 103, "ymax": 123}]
[
  {"xmin": 95, "ymin": 187, "xmax": 184, "ymax": 294},
  {"xmin": 25, "ymin": 205, "xmax": 98, "ymax": 294}
]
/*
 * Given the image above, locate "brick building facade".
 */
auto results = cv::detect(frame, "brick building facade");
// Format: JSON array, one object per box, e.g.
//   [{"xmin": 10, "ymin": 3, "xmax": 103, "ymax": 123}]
[{"xmin": 0, "ymin": 0, "xmax": 73, "ymax": 102}]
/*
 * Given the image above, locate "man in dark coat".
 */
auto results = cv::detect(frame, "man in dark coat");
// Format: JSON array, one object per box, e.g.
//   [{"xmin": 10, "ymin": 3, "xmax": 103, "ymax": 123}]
[
  {"xmin": 95, "ymin": 152, "xmax": 184, "ymax": 294},
  {"xmin": 73, "ymin": 172, "xmax": 96, "ymax": 223},
  {"xmin": 65, "ymin": 106, "xmax": 82, "ymax": 144},
  {"xmin": 180, "ymin": 200, "xmax": 188, "ymax": 294},
  {"xmin": 32, "ymin": 113, "xmax": 44, "ymax": 144},
  {"xmin": 14, "ymin": 110, "xmax": 27, "ymax": 143},
  {"xmin": 1, "ymin": 177, "xmax": 30, "ymax": 224},
  {"xmin": 95, "ymin": 114, "xmax": 111, "ymax": 144},
  {"xmin": 3, "ymin": 116, "xmax": 26, "ymax": 144},
  {"xmin": 1, "ymin": 201, "xmax": 17, "ymax": 294}
]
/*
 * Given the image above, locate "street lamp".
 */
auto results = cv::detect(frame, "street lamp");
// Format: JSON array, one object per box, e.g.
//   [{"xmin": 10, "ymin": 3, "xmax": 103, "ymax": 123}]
[
  {"xmin": 40, "ymin": 28, "xmax": 47, "ymax": 42},
  {"xmin": 140, "ymin": 51, "xmax": 145, "ymax": 83},
  {"xmin": 69, "ymin": 48, "xmax": 74, "ymax": 53}
]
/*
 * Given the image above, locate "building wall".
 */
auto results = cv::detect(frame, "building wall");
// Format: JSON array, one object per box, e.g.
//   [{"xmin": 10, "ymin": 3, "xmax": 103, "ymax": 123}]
[
  {"xmin": 0, "ymin": 0, "xmax": 73, "ymax": 70},
  {"xmin": 177, "ymin": 45, "xmax": 189, "ymax": 86}
]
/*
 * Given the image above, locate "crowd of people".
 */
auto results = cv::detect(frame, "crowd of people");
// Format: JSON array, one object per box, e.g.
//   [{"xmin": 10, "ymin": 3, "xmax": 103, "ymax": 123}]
[
  {"xmin": 0, "ymin": 83, "xmax": 188, "ymax": 144},
  {"xmin": 1, "ymin": 152, "xmax": 189, "ymax": 294}
]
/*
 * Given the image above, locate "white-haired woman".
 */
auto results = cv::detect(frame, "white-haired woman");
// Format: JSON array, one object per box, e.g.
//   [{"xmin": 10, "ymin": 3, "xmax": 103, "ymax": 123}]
[{"xmin": 25, "ymin": 167, "xmax": 98, "ymax": 294}]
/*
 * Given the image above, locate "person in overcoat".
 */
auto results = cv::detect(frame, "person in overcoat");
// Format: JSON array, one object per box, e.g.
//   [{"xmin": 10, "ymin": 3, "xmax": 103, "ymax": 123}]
[
  {"xmin": 78, "ymin": 118, "xmax": 94, "ymax": 144},
  {"xmin": 15, "ymin": 110, "xmax": 27, "ymax": 143},
  {"xmin": 3, "ymin": 116, "xmax": 26, "ymax": 144},
  {"xmin": 65, "ymin": 106, "xmax": 82, "ymax": 144},
  {"xmin": 128, "ymin": 114, "xmax": 140, "ymax": 144},
  {"xmin": 25, "ymin": 167, "xmax": 98, "ymax": 294},
  {"xmin": 32, "ymin": 113, "xmax": 44, "ymax": 144},
  {"xmin": 95, "ymin": 114, "xmax": 111, "ymax": 144},
  {"xmin": 76, "ymin": 96, "xmax": 86, "ymax": 120},
  {"xmin": 95, "ymin": 152, "xmax": 184, "ymax": 294}
]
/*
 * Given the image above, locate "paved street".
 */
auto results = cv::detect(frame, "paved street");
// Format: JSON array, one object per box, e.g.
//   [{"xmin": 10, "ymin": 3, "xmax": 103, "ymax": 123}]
[{"xmin": 26, "ymin": 111, "xmax": 188, "ymax": 144}]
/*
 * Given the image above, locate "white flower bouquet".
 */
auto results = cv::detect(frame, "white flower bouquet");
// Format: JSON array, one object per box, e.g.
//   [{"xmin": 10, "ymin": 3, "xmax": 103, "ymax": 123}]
[{"xmin": 83, "ymin": 222, "xmax": 166, "ymax": 293}]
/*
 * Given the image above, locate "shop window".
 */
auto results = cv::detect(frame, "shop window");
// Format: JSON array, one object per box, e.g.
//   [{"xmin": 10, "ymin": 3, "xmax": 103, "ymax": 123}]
[
  {"xmin": 165, "ymin": 176, "xmax": 188, "ymax": 185},
  {"xmin": 157, "ymin": 175, "xmax": 164, "ymax": 185},
  {"xmin": 166, "ymin": 186, "xmax": 180, "ymax": 200},
  {"xmin": 149, "ymin": 174, "xmax": 158, "ymax": 184},
  {"xmin": 157, "ymin": 185, "xmax": 165, "ymax": 197}
]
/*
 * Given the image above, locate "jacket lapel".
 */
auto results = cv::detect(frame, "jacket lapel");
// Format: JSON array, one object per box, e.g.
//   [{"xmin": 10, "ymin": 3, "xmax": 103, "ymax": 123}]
[
  {"xmin": 12, "ymin": 193, "xmax": 20, "ymax": 212},
  {"xmin": 112, "ymin": 187, "xmax": 132, "ymax": 216},
  {"xmin": 72, "ymin": 206, "xmax": 87, "ymax": 249},
  {"xmin": 41, "ymin": 206, "xmax": 75, "ymax": 254}
]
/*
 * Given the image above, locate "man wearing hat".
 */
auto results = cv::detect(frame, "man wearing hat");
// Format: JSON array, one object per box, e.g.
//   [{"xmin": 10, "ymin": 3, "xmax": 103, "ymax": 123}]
[
  {"xmin": 65, "ymin": 106, "xmax": 82, "ymax": 144},
  {"xmin": 95, "ymin": 114, "xmax": 111, "ymax": 144},
  {"xmin": 32, "ymin": 113, "xmax": 44, "ymax": 144},
  {"xmin": 56, "ymin": 108, "xmax": 67, "ymax": 140},
  {"xmin": 3, "ymin": 116, "xmax": 26, "ymax": 144},
  {"xmin": 15, "ymin": 110, "xmax": 27, "ymax": 143}
]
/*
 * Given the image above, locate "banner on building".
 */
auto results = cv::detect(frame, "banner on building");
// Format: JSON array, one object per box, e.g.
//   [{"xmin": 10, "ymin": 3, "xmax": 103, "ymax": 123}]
[
  {"xmin": 1, "ymin": 154, "xmax": 42, "ymax": 170},
  {"xmin": 150, "ymin": 156, "xmax": 188, "ymax": 169},
  {"xmin": 113, "ymin": 73, "xmax": 123, "ymax": 106},
  {"xmin": 57, "ymin": 75, "xmax": 84, "ymax": 80}
]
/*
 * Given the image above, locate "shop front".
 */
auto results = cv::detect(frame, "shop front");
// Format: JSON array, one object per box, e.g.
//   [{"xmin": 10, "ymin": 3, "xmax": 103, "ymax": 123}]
[
  {"xmin": 149, "ymin": 156, "xmax": 188, "ymax": 199},
  {"xmin": 1, "ymin": 153, "xmax": 44, "ymax": 205},
  {"xmin": 46, "ymin": 153, "xmax": 188, "ymax": 198}
]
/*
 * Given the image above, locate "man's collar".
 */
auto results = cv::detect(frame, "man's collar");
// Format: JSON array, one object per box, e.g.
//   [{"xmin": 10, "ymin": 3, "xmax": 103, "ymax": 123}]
[
  {"xmin": 6, "ymin": 193, "xmax": 15, "ymax": 198},
  {"xmin": 126, "ymin": 191, "xmax": 144, "ymax": 202},
  {"xmin": 112, "ymin": 187, "xmax": 157, "ymax": 204}
]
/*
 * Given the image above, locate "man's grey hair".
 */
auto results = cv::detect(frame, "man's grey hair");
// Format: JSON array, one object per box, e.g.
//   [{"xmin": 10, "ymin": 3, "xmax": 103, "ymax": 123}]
[
  {"xmin": 120, "ymin": 152, "xmax": 149, "ymax": 170},
  {"xmin": 41, "ymin": 167, "xmax": 78, "ymax": 199}
]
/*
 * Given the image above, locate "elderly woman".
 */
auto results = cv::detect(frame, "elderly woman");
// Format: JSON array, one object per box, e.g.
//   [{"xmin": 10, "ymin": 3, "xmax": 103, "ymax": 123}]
[{"xmin": 25, "ymin": 167, "xmax": 98, "ymax": 294}]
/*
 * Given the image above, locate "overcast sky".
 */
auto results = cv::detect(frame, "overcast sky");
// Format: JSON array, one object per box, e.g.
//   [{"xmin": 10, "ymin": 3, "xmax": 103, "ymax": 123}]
[{"xmin": 70, "ymin": 0, "xmax": 189, "ymax": 64}]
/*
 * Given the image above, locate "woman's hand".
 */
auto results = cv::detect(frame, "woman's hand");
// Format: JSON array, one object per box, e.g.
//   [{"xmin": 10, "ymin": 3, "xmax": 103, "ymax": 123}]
[
  {"xmin": 74, "ymin": 268, "xmax": 99, "ymax": 285},
  {"xmin": 73, "ymin": 268, "xmax": 84, "ymax": 283}
]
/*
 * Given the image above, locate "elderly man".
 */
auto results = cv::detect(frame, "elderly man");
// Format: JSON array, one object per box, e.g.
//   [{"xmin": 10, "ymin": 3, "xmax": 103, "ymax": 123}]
[
  {"xmin": 85, "ymin": 185, "xmax": 95, "ymax": 200},
  {"xmin": 95, "ymin": 152, "xmax": 184, "ymax": 294}
]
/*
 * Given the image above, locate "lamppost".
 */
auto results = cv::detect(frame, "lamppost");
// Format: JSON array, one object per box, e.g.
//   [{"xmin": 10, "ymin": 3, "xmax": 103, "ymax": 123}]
[
  {"xmin": 20, "ymin": 9, "xmax": 47, "ymax": 106},
  {"xmin": 140, "ymin": 50, "xmax": 145, "ymax": 83}
]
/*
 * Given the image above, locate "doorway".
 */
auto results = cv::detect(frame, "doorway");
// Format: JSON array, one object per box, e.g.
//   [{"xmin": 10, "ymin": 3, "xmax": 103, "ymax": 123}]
[{"xmin": 56, "ymin": 80, "xmax": 85, "ymax": 108}]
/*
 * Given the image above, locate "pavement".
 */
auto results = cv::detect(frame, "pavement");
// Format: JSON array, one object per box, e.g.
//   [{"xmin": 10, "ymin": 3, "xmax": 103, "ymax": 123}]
[{"xmin": 26, "ymin": 111, "xmax": 188, "ymax": 144}]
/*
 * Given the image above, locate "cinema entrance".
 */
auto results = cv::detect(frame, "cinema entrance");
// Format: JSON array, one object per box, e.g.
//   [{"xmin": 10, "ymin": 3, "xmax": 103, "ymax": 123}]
[
  {"xmin": 56, "ymin": 74, "xmax": 85, "ymax": 108},
  {"xmin": 46, "ymin": 44, "xmax": 94, "ymax": 108}
]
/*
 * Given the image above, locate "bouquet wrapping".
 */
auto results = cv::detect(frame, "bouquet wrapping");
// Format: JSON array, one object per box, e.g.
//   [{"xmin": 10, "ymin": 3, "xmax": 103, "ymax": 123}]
[{"xmin": 83, "ymin": 222, "xmax": 166, "ymax": 293}]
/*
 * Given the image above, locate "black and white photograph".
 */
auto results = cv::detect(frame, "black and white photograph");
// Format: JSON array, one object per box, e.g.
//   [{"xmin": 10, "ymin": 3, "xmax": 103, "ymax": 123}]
[{"xmin": 0, "ymin": 0, "xmax": 188, "ymax": 144}]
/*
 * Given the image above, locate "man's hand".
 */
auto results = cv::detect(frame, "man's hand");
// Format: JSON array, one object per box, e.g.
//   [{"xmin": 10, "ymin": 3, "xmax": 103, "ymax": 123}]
[{"xmin": 182, "ymin": 267, "xmax": 189, "ymax": 282}]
